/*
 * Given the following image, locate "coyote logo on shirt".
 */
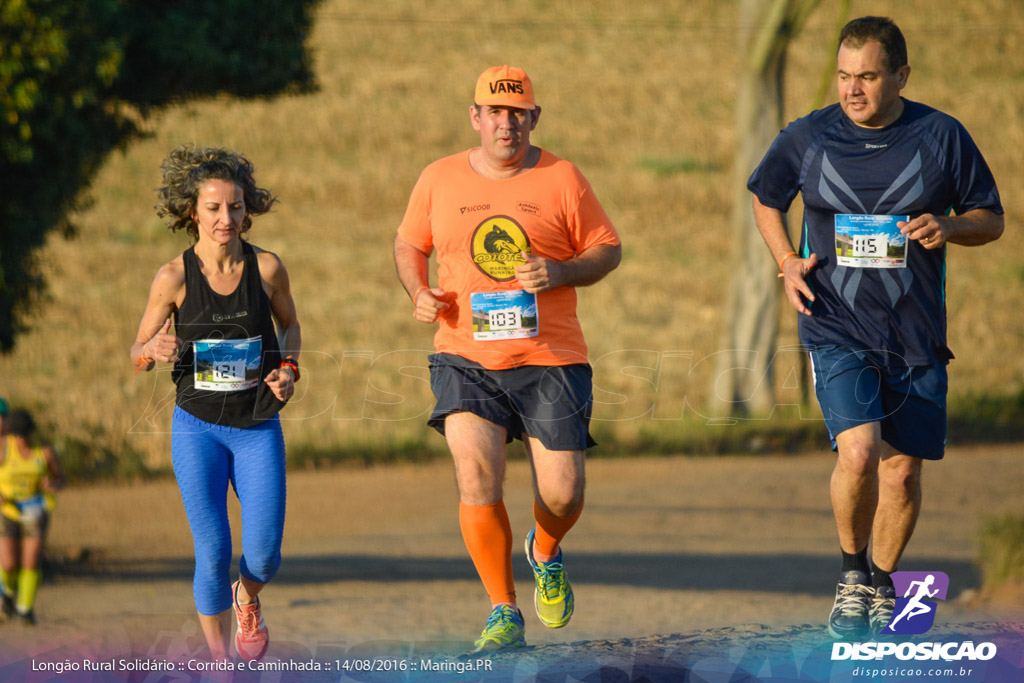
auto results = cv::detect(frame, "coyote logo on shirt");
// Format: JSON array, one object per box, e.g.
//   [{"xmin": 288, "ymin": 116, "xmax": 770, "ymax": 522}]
[
  {"xmin": 471, "ymin": 216, "xmax": 531, "ymax": 281},
  {"xmin": 484, "ymin": 226, "xmax": 520, "ymax": 254}
]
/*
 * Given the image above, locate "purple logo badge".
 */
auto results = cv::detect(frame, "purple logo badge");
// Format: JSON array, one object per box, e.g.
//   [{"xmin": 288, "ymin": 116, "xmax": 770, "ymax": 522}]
[{"xmin": 884, "ymin": 571, "xmax": 950, "ymax": 635}]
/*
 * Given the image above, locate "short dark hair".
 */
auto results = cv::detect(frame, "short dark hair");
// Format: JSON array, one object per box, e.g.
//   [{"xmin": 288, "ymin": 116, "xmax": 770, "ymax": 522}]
[
  {"xmin": 838, "ymin": 16, "xmax": 908, "ymax": 72},
  {"xmin": 5, "ymin": 410, "xmax": 35, "ymax": 438}
]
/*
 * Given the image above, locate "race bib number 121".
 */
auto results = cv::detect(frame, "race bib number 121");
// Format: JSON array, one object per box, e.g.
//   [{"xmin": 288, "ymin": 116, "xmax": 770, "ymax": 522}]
[{"xmin": 193, "ymin": 336, "xmax": 262, "ymax": 391}]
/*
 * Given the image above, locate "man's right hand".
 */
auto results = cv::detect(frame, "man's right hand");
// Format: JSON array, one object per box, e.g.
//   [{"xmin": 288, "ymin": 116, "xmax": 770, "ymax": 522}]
[
  {"xmin": 414, "ymin": 288, "xmax": 454, "ymax": 323},
  {"xmin": 780, "ymin": 253, "xmax": 819, "ymax": 316}
]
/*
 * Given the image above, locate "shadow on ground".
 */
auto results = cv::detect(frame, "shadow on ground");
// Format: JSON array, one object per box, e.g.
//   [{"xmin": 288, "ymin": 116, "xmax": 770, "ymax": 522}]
[{"xmin": 49, "ymin": 551, "xmax": 981, "ymax": 597}]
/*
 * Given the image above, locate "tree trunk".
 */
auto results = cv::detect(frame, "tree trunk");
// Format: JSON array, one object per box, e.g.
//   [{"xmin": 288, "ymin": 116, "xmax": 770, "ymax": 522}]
[{"xmin": 711, "ymin": 0, "xmax": 819, "ymax": 418}]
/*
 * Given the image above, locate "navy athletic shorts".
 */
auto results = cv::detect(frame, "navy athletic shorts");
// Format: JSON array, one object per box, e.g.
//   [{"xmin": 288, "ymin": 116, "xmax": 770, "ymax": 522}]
[
  {"xmin": 809, "ymin": 345, "xmax": 947, "ymax": 460},
  {"xmin": 427, "ymin": 353, "xmax": 596, "ymax": 451}
]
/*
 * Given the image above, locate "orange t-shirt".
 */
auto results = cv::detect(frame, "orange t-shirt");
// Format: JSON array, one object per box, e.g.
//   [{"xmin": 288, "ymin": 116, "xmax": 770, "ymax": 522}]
[{"xmin": 397, "ymin": 149, "xmax": 620, "ymax": 370}]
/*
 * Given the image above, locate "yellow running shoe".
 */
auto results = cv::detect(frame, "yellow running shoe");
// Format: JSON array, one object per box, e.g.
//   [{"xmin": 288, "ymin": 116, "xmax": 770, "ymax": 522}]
[
  {"xmin": 472, "ymin": 604, "xmax": 526, "ymax": 652},
  {"xmin": 525, "ymin": 528, "xmax": 574, "ymax": 628}
]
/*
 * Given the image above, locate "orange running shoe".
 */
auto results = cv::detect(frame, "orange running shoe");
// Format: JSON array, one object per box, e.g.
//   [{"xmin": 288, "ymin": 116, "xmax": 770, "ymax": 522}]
[{"xmin": 232, "ymin": 581, "xmax": 269, "ymax": 661}]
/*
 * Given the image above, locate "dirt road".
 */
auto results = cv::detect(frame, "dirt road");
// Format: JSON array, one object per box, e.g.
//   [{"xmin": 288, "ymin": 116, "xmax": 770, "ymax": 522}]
[{"xmin": 1, "ymin": 445, "xmax": 1021, "ymax": 680}]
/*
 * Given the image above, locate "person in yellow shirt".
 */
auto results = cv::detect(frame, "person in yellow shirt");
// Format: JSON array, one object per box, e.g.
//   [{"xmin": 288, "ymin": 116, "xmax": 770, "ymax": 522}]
[{"xmin": 0, "ymin": 410, "xmax": 65, "ymax": 625}]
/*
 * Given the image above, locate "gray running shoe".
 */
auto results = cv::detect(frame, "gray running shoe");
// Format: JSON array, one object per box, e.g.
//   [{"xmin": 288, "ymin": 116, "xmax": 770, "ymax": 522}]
[
  {"xmin": 828, "ymin": 570, "xmax": 874, "ymax": 640},
  {"xmin": 870, "ymin": 584, "xmax": 896, "ymax": 636}
]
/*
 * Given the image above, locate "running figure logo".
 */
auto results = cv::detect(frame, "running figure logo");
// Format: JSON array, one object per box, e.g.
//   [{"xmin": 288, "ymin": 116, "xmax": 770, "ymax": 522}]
[{"xmin": 884, "ymin": 571, "xmax": 950, "ymax": 635}]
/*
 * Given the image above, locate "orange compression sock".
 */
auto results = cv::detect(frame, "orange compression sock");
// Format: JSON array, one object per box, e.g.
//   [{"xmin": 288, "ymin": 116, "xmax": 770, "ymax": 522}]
[
  {"xmin": 459, "ymin": 501, "xmax": 516, "ymax": 606},
  {"xmin": 532, "ymin": 499, "xmax": 583, "ymax": 561}
]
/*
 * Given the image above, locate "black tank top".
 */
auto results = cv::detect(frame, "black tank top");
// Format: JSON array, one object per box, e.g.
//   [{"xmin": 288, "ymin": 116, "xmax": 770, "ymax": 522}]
[{"xmin": 172, "ymin": 241, "xmax": 285, "ymax": 427}]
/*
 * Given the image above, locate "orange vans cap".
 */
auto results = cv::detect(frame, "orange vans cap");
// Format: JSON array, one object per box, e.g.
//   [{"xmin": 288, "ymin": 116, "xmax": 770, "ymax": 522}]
[{"xmin": 474, "ymin": 65, "xmax": 536, "ymax": 110}]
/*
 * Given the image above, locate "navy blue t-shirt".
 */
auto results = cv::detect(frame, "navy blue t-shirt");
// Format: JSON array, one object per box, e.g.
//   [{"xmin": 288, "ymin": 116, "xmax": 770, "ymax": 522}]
[{"xmin": 748, "ymin": 99, "xmax": 1002, "ymax": 366}]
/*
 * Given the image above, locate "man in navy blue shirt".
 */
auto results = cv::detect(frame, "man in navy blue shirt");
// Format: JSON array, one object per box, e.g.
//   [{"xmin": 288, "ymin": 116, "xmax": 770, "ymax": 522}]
[{"xmin": 748, "ymin": 16, "xmax": 1003, "ymax": 640}]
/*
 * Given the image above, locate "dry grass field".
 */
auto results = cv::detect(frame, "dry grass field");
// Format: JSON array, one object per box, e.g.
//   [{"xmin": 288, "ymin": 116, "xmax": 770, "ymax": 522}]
[{"xmin": 0, "ymin": 0, "xmax": 1021, "ymax": 471}]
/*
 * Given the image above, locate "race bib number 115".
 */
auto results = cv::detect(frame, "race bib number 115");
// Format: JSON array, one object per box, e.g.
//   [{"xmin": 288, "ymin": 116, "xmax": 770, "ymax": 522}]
[{"xmin": 835, "ymin": 214, "xmax": 909, "ymax": 268}]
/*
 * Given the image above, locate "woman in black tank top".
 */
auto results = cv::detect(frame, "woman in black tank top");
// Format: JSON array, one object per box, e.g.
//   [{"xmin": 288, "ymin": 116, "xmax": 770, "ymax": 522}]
[{"xmin": 130, "ymin": 145, "xmax": 301, "ymax": 661}]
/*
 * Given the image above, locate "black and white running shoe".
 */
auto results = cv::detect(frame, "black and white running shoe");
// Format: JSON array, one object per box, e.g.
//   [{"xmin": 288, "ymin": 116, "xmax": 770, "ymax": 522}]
[{"xmin": 828, "ymin": 570, "xmax": 874, "ymax": 640}]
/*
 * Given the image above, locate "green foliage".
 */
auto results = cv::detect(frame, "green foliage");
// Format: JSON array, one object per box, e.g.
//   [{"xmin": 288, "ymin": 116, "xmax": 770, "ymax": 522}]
[
  {"xmin": 978, "ymin": 513, "xmax": 1024, "ymax": 591},
  {"xmin": 590, "ymin": 412, "xmax": 826, "ymax": 458},
  {"xmin": 0, "ymin": 0, "xmax": 317, "ymax": 351},
  {"xmin": 51, "ymin": 430, "xmax": 155, "ymax": 482},
  {"xmin": 287, "ymin": 437, "xmax": 448, "ymax": 470},
  {"xmin": 114, "ymin": 0, "xmax": 316, "ymax": 107},
  {"xmin": 0, "ymin": 0, "xmax": 128, "ymax": 350},
  {"xmin": 947, "ymin": 388, "xmax": 1024, "ymax": 444}
]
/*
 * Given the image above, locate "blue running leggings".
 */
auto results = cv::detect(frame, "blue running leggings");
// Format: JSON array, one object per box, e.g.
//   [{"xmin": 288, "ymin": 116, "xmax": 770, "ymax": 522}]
[{"xmin": 171, "ymin": 407, "xmax": 286, "ymax": 616}]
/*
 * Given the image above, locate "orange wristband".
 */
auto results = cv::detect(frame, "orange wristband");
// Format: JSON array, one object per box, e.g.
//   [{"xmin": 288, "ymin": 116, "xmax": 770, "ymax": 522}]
[
  {"xmin": 280, "ymin": 358, "xmax": 300, "ymax": 382},
  {"xmin": 134, "ymin": 352, "xmax": 154, "ymax": 375},
  {"xmin": 412, "ymin": 285, "xmax": 430, "ymax": 305},
  {"xmin": 134, "ymin": 341, "xmax": 154, "ymax": 374},
  {"xmin": 777, "ymin": 251, "xmax": 798, "ymax": 278}
]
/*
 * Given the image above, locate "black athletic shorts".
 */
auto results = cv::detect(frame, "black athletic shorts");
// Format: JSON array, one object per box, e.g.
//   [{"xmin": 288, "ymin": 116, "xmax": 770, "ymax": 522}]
[
  {"xmin": 427, "ymin": 353, "xmax": 596, "ymax": 451},
  {"xmin": 0, "ymin": 511, "xmax": 49, "ymax": 539}
]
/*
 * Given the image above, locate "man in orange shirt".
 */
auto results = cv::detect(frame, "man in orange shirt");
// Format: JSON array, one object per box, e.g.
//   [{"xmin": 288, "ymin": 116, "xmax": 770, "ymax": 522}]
[{"xmin": 394, "ymin": 65, "xmax": 621, "ymax": 651}]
